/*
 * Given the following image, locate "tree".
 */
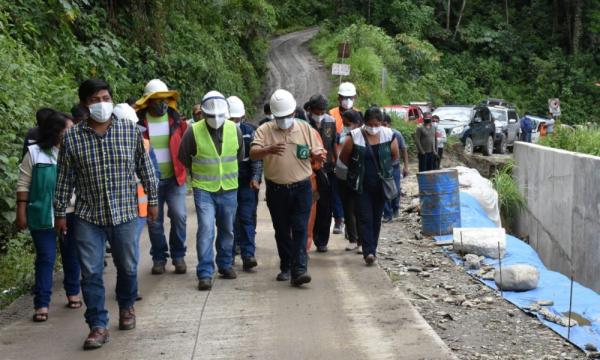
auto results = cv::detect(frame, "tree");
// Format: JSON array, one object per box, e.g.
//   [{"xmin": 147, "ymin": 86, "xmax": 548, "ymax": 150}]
[{"xmin": 452, "ymin": 0, "xmax": 466, "ymax": 40}]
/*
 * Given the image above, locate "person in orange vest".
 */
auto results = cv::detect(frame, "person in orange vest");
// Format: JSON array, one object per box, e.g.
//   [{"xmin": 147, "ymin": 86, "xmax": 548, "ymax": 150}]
[
  {"xmin": 113, "ymin": 104, "xmax": 161, "ymax": 254},
  {"xmin": 329, "ymin": 82, "xmax": 357, "ymax": 235}
]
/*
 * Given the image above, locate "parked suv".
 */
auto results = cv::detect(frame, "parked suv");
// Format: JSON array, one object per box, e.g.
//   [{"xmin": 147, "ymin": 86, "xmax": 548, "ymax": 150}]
[
  {"xmin": 486, "ymin": 103, "xmax": 521, "ymax": 153},
  {"xmin": 460, "ymin": 105, "xmax": 497, "ymax": 156},
  {"xmin": 432, "ymin": 105, "xmax": 473, "ymax": 136}
]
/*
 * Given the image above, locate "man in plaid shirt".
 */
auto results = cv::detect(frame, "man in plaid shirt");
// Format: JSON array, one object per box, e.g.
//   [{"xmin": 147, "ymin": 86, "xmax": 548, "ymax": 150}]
[{"xmin": 54, "ymin": 79, "xmax": 159, "ymax": 350}]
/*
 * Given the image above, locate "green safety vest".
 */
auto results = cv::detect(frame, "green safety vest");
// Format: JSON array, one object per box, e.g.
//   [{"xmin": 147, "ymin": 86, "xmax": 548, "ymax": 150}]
[
  {"xmin": 27, "ymin": 145, "xmax": 58, "ymax": 230},
  {"xmin": 191, "ymin": 120, "xmax": 239, "ymax": 192}
]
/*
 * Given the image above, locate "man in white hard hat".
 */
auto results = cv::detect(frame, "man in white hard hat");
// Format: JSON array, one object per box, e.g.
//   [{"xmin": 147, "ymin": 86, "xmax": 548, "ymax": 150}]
[
  {"xmin": 250, "ymin": 89, "xmax": 325, "ymax": 286},
  {"xmin": 227, "ymin": 96, "xmax": 263, "ymax": 271},
  {"xmin": 135, "ymin": 79, "xmax": 188, "ymax": 276},
  {"xmin": 178, "ymin": 91, "xmax": 244, "ymax": 291},
  {"xmin": 329, "ymin": 81, "xmax": 357, "ymax": 235}
]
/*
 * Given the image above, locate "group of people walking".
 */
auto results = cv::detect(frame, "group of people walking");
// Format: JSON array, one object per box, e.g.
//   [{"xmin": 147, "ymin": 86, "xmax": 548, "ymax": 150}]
[{"xmin": 15, "ymin": 78, "xmax": 418, "ymax": 350}]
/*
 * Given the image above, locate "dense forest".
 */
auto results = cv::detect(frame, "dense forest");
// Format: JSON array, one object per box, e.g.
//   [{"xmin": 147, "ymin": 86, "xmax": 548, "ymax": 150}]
[{"xmin": 0, "ymin": 0, "xmax": 598, "ymax": 306}]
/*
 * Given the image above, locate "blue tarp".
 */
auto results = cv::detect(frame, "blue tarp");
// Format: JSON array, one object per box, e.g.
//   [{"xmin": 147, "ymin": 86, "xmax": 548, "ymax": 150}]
[{"xmin": 435, "ymin": 192, "xmax": 600, "ymax": 352}]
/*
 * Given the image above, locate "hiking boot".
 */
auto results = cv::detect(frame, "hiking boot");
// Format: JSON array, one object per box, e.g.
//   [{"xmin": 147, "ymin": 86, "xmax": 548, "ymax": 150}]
[
  {"xmin": 291, "ymin": 273, "xmax": 312, "ymax": 287},
  {"xmin": 365, "ymin": 254, "xmax": 376, "ymax": 266},
  {"xmin": 242, "ymin": 256, "xmax": 258, "ymax": 271},
  {"xmin": 218, "ymin": 267, "xmax": 237, "ymax": 279},
  {"xmin": 173, "ymin": 258, "xmax": 187, "ymax": 274},
  {"xmin": 151, "ymin": 260, "xmax": 166, "ymax": 275},
  {"xmin": 118, "ymin": 307, "xmax": 136, "ymax": 330},
  {"xmin": 83, "ymin": 327, "xmax": 109, "ymax": 350},
  {"xmin": 276, "ymin": 271, "xmax": 291, "ymax": 281},
  {"xmin": 198, "ymin": 277, "xmax": 213, "ymax": 291},
  {"xmin": 316, "ymin": 246, "xmax": 328, "ymax": 253}
]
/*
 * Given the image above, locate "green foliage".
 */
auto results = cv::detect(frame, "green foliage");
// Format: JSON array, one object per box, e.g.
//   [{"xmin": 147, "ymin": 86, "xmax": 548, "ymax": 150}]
[
  {"xmin": 0, "ymin": 232, "xmax": 35, "ymax": 309},
  {"xmin": 308, "ymin": 1, "xmax": 600, "ymax": 124},
  {"xmin": 491, "ymin": 162, "xmax": 526, "ymax": 233},
  {"xmin": 539, "ymin": 126, "xmax": 600, "ymax": 157},
  {"xmin": 0, "ymin": 0, "xmax": 276, "ymax": 305}
]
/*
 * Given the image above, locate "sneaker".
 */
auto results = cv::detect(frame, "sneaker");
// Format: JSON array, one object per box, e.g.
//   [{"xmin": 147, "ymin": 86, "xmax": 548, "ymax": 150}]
[
  {"xmin": 316, "ymin": 246, "xmax": 328, "ymax": 253},
  {"xmin": 333, "ymin": 221, "xmax": 344, "ymax": 234},
  {"xmin": 392, "ymin": 210, "xmax": 400, "ymax": 219},
  {"xmin": 151, "ymin": 260, "xmax": 166, "ymax": 275},
  {"xmin": 173, "ymin": 258, "xmax": 187, "ymax": 274},
  {"xmin": 345, "ymin": 243, "xmax": 358, "ymax": 251},
  {"xmin": 83, "ymin": 327, "xmax": 109, "ymax": 350},
  {"xmin": 242, "ymin": 256, "xmax": 258, "ymax": 271},
  {"xmin": 291, "ymin": 272, "xmax": 312, "ymax": 287},
  {"xmin": 218, "ymin": 267, "xmax": 237, "ymax": 279},
  {"xmin": 276, "ymin": 271, "xmax": 291, "ymax": 281},
  {"xmin": 198, "ymin": 277, "xmax": 213, "ymax": 291},
  {"xmin": 365, "ymin": 254, "xmax": 376, "ymax": 266},
  {"xmin": 356, "ymin": 246, "xmax": 363, "ymax": 255},
  {"xmin": 382, "ymin": 217, "xmax": 392, "ymax": 223}
]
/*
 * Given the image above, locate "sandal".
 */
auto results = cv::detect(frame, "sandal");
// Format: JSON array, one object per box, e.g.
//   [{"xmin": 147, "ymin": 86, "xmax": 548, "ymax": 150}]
[
  {"xmin": 66, "ymin": 299, "xmax": 83, "ymax": 309},
  {"xmin": 32, "ymin": 312, "xmax": 48, "ymax": 322}
]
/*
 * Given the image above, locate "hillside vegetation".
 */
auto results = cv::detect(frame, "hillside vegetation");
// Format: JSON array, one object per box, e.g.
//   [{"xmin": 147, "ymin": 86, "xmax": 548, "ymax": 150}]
[{"xmin": 0, "ymin": 0, "xmax": 275, "ymax": 307}]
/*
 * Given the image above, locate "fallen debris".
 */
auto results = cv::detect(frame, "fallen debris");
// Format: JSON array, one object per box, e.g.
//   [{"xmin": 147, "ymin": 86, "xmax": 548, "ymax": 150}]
[
  {"xmin": 495, "ymin": 264, "xmax": 540, "ymax": 291},
  {"xmin": 526, "ymin": 303, "xmax": 578, "ymax": 327},
  {"xmin": 463, "ymin": 254, "xmax": 484, "ymax": 270}
]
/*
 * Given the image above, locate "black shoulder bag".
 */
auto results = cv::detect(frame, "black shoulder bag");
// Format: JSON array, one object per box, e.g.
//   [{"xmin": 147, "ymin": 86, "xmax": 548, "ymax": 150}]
[{"xmin": 362, "ymin": 130, "xmax": 399, "ymax": 201}]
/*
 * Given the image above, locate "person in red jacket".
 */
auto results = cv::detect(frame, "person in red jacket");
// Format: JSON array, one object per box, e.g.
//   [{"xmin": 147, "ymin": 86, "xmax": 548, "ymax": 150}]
[{"xmin": 135, "ymin": 79, "xmax": 188, "ymax": 275}]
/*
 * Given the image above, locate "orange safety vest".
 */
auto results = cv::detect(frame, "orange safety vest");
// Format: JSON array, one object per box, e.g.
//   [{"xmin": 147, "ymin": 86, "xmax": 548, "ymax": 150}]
[
  {"xmin": 329, "ymin": 107, "xmax": 344, "ymax": 135},
  {"xmin": 137, "ymin": 139, "xmax": 150, "ymax": 217}
]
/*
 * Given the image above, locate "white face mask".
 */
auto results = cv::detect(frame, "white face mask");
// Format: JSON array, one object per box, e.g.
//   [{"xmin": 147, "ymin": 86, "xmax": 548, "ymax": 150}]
[
  {"xmin": 268, "ymin": 114, "xmax": 274, "ymax": 120},
  {"xmin": 89, "ymin": 102, "xmax": 114, "ymax": 123},
  {"xmin": 206, "ymin": 114, "xmax": 226, "ymax": 129},
  {"xmin": 341, "ymin": 98, "xmax": 354, "ymax": 110},
  {"xmin": 312, "ymin": 113, "xmax": 324, "ymax": 123},
  {"xmin": 432, "ymin": 122, "xmax": 438, "ymax": 128},
  {"xmin": 365, "ymin": 126, "xmax": 381, "ymax": 135},
  {"xmin": 342, "ymin": 125, "xmax": 351, "ymax": 134},
  {"xmin": 276, "ymin": 117, "xmax": 294, "ymax": 130}
]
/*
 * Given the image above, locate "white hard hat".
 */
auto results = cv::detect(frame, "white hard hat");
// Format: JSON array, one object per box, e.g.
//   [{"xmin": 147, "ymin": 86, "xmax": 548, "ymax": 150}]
[
  {"xmin": 113, "ymin": 103, "xmax": 139, "ymax": 123},
  {"xmin": 338, "ymin": 82, "xmax": 357, "ymax": 97},
  {"xmin": 227, "ymin": 96, "xmax": 245, "ymax": 118},
  {"xmin": 135, "ymin": 79, "xmax": 179, "ymax": 111},
  {"xmin": 270, "ymin": 89, "xmax": 296, "ymax": 118},
  {"xmin": 201, "ymin": 90, "xmax": 229, "ymax": 117},
  {"xmin": 143, "ymin": 79, "xmax": 169, "ymax": 96}
]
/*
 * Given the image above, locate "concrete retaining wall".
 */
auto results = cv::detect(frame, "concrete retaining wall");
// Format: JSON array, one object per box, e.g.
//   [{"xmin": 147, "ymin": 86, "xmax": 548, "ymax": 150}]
[{"xmin": 514, "ymin": 142, "xmax": 600, "ymax": 294}]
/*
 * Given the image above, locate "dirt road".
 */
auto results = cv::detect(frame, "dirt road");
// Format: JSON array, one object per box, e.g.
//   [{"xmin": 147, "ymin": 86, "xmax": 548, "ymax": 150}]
[{"xmin": 253, "ymin": 27, "xmax": 331, "ymax": 122}]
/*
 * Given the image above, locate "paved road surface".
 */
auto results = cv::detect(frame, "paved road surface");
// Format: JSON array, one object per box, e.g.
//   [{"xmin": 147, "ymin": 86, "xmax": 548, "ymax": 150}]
[{"xmin": 0, "ymin": 29, "xmax": 455, "ymax": 359}]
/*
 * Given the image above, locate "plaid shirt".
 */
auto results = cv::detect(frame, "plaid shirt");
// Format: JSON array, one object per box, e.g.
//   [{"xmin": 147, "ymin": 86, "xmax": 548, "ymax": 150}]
[{"xmin": 54, "ymin": 118, "xmax": 159, "ymax": 226}]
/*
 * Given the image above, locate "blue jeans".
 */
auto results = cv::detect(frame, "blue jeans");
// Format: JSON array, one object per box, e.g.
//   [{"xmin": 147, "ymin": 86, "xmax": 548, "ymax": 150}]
[
  {"xmin": 193, "ymin": 189, "xmax": 237, "ymax": 279},
  {"xmin": 31, "ymin": 214, "xmax": 80, "ymax": 308},
  {"xmin": 148, "ymin": 177, "xmax": 187, "ymax": 262},
  {"xmin": 74, "ymin": 217, "xmax": 138, "ymax": 329},
  {"xmin": 383, "ymin": 165, "xmax": 401, "ymax": 220},
  {"xmin": 265, "ymin": 180, "xmax": 311, "ymax": 276},
  {"xmin": 135, "ymin": 216, "xmax": 147, "ymax": 261},
  {"xmin": 356, "ymin": 184, "xmax": 386, "ymax": 258},
  {"xmin": 233, "ymin": 183, "xmax": 258, "ymax": 258}
]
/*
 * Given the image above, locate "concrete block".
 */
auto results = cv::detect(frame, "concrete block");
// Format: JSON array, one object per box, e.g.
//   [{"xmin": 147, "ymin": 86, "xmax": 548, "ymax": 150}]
[
  {"xmin": 495, "ymin": 264, "xmax": 540, "ymax": 291},
  {"xmin": 453, "ymin": 228, "xmax": 506, "ymax": 259}
]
